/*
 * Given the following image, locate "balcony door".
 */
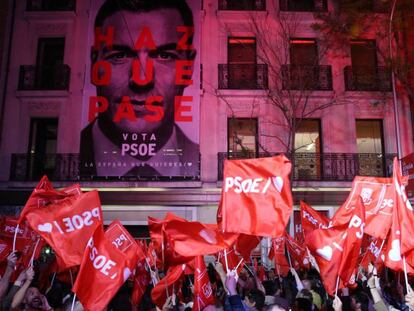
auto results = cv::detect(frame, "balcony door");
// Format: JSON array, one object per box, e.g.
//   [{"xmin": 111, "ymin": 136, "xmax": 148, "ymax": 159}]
[
  {"xmin": 28, "ymin": 118, "xmax": 58, "ymax": 179},
  {"xmin": 228, "ymin": 37, "xmax": 256, "ymax": 89},
  {"xmin": 228, "ymin": 118, "xmax": 258, "ymax": 158},
  {"xmin": 350, "ymin": 40, "xmax": 377, "ymax": 90},
  {"xmin": 294, "ymin": 119, "xmax": 321, "ymax": 180},
  {"xmin": 355, "ymin": 119, "xmax": 385, "ymax": 176},
  {"xmin": 36, "ymin": 37, "xmax": 65, "ymax": 89},
  {"xmin": 289, "ymin": 39, "xmax": 318, "ymax": 89}
]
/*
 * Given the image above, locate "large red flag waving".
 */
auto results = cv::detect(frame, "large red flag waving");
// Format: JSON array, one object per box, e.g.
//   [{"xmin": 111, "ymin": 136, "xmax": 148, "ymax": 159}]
[
  {"xmin": 148, "ymin": 215, "xmax": 193, "ymax": 269},
  {"xmin": 385, "ymin": 158, "xmax": 414, "ymax": 272},
  {"xmin": 25, "ymin": 191, "xmax": 103, "ymax": 268},
  {"xmin": 73, "ymin": 224, "xmax": 137, "ymax": 311},
  {"xmin": 19, "ymin": 176, "xmax": 81, "ymax": 224},
  {"xmin": 305, "ymin": 201, "xmax": 365, "ymax": 294},
  {"xmin": 164, "ymin": 220, "xmax": 238, "ymax": 257},
  {"xmin": 333, "ymin": 176, "xmax": 394, "ymax": 239},
  {"xmin": 219, "ymin": 155, "xmax": 293, "ymax": 237}
]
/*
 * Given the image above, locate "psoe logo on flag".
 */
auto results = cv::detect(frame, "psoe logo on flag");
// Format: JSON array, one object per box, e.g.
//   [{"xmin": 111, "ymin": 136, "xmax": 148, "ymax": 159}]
[
  {"xmin": 224, "ymin": 176, "xmax": 283, "ymax": 194},
  {"xmin": 202, "ymin": 283, "xmax": 212, "ymax": 298}
]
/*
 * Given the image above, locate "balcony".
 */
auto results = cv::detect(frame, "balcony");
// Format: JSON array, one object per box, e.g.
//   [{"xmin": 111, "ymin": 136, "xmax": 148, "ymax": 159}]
[
  {"xmin": 281, "ymin": 65, "xmax": 332, "ymax": 91},
  {"xmin": 218, "ymin": 152, "xmax": 394, "ymax": 181},
  {"xmin": 279, "ymin": 0, "xmax": 328, "ymax": 12},
  {"xmin": 26, "ymin": 0, "xmax": 76, "ymax": 11},
  {"xmin": 344, "ymin": 66, "xmax": 391, "ymax": 92},
  {"xmin": 218, "ymin": 0, "xmax": 266, "ymax": 10},
  {"xmin": 18, "ymin": 65, "xmax": 71, "ymax": 91},
  {"xmin": 10, "ymin": 153, "xmax": 200, "ymax": 182},
  {"xmin": 218, "ymin": 64, "xmax": 268, "ymax": 90}
]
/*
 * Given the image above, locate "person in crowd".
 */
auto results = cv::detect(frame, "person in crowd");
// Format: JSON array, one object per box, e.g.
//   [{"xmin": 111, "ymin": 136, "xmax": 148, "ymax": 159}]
[
  {"xmin": 10, "ymin": 266, "xmax": 53, "ymax": 311},
  {"xmin": 0, "ymin": 251, "xmax": 17, "ymax": 300}
]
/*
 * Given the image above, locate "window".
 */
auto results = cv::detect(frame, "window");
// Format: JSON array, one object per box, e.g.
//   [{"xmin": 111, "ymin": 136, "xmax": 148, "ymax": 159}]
[
  {"xmin": 28, "ymin": 118, "xmax": 58, "ymax": 179},
  {"xmin": 36, "ymin": 37, "xmax": 65, "ymax": 89},
  {"xmin": 290, "ymin": 39, "xmax": 318, "ymax": 65},
  {"xmin": 355, "ymin": 119, "xmax": 386, "ymax": 176},
  {"xmin": 228, "ymin": 118, "xmax": 258, "ymax": 158},
  {"xmin": 294, "ymin": 119, "xmax": 321, "ymax": 180},
  {"xmin": 356, "ymin": 120, "xmax": 383, "ymax": 154},
  {"xmin": 280, "ymin": 0, "xmax": 328, "ymax": 12},
  {"xmin": 220, "ymin": 0, "xmax": 265, "ymax": 10},
  {"xmin": 283, "ymin": 39, "xmax": 330, "ymax": 90},
  {"xmin": 228, "ymin": 37, "xmax": 256, "ymax": 89},
  {"xmin": 350, "ymin": 40, "xmax": 377, "ymax": 90}
]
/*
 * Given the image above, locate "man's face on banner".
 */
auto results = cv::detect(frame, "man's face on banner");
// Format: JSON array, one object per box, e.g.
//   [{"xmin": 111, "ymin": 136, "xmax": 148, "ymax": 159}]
[{"xmin": 96, "ymin": 9, "xmax": 189, "ymax": 134}]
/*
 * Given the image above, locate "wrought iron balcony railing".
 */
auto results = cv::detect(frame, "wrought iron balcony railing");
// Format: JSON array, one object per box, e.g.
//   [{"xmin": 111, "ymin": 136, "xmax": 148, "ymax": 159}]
[
  {"xmin": 10, "ymin": 153, "xmax": 201, "ymax": 181},
  {"xmin": 281, "ymin": 65, "xmax": 333, "ymax": 91},
  {"xmin": 218, "ymin": 64, "xmax": 268, "ymax": 90},
  {"xmin": 218, "ymin": 152, "xmax": 395, "ymax": 181},
  {"xmin": 279, "ymin": 0, "xmax": 328, "ymax": 12},
  {"xmin": 218, "ymin": 0, "xmax": 266, "ymax": 10},
  {"xmin": 26, "ymin": 0, "xmax": 76, "ymax": 11},
  {"xmin": 18, "ymin": 64, "xmax": 71, "ymax": 91},
  {"xmin": 344, "ymin": 66, "xmax": 392, "ymax": 92}
]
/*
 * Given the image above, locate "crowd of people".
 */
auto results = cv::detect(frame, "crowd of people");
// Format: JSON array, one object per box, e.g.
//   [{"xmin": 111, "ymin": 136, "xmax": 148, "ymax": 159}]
[{"xmin": 1, "ymin": 246, "xmax": 414, "ymax": 311}]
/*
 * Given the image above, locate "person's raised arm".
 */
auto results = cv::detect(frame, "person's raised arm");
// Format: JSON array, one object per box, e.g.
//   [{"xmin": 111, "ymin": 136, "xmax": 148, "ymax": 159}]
[
  {"xmin": 0, "ymin": 251, "xmax": 17, "ymax": 299},
  {"xmin": 367, "ymin": 264, "xmax": 387, "ymax": 311},
  {"xmin": 11, "ymin": 266, "xmax": 34, "ymax": 310}
]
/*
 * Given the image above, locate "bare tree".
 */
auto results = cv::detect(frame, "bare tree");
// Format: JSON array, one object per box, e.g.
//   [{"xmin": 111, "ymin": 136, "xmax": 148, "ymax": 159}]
[
  {"xmin": 207, "ymin": 8, "xmax": 348, "ymax": 183},
  {"xmin": 312, "ymin": 0, "xmax": 414, "ymax": 102}
]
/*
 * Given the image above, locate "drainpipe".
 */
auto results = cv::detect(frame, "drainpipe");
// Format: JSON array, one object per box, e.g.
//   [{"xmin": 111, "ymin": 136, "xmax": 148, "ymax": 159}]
[
  {"xmin": 0, "ymin": 0, "xmax": 16, "ymax": 147},
  {"xmin": 389, "ymin": 0, "xmax": 402, "ymax": 159}
]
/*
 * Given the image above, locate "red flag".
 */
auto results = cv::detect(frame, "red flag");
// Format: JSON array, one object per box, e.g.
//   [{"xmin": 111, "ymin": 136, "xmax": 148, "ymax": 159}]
[
  {"xmin": 73, "ymin": 225, "xmax": 135, "ymax": 311},
  {"xmin": 105, "ymin": 220, "xmax": 145, "ymax": 270},
  {"xmin": 217, "ymin": 248, "xmax": 243, "ymax": 274},
  {"xmin": 333, "ymin": 176, "xmax": 394, "ymax": 239},
  {"xmin": 148, "ymin": 215, "xmax": 193, "ymax": 268},
  {"xmin": 234, "ymin": 234, "xmax": 261, "ymax": 262},
  {"xmin": 151, "ymin": 264, "xmax": 186, "ymax": 309},
  {"xmin": 164, "ymin": 220, "xmax": 238, "ymax": 257},
  {"xmin": 305, "ymin": 202, "xmax": 365, "ymax": 294},
  {"xmin": 359, "ymin": 239, "xmax": 386, "ymax": 272},
  {"xmin": 0, "ymin": 217, "xmax": 43, "ymax": 273},
  {"xmin": 193, "ymin": 256, "xmax": 215, "ymax": 311},
  {"xmin": 337, "ymin": 201, "xmax": 365, "ymax": 287},
  {"xmin": 269, "ymin": 237, "xmax": 289, "ymax": 277},
  {"xmin": 219, "ymin": 156, "xmax": 293, "ymax": 237},
  {"xmin": 384, "ymin": 158, "xmax": 414, "ymax": 272},
  {"xmin": 18, "ymin": 176, "xmax": 81, "ymax": 224},
  {"xmin": 300, "ymin": 201, "xmax": 331, "ymax": 235},
  {"xmin": 25, "ymin": 191, "xmax": 103, "ymax": 268},
  {"xmin": 131, "ymin": 260, "xmax": 151, "ymax": 306},
  {"xmin": 285, "ymin": 234, "xmax": 310, "ymax": 270}
]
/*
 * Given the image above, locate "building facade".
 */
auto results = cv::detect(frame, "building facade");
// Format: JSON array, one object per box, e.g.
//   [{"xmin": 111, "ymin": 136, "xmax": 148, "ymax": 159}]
[{"xmin": 0, "ymin": 0, "xmax": 413, "ymax": 237}]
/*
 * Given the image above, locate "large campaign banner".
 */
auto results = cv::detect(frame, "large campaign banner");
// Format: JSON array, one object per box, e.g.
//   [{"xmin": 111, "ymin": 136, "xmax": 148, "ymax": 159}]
[{"xmin": 79, "ymin": 0, "xmax": 200, "ymax": 178}]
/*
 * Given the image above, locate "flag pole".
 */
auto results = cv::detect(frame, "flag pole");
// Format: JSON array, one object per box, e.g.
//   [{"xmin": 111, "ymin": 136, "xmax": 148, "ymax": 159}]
[
  {"xmin": 29, "ymin": 238, "xmax": 41, "ymax": 267},
  {"xmin": 70, "ymin": 294, "xmax": 77, "ymax": 311},
  {"xmin": 286, "ymin": 245, "xmax": 293, "ymax": 268},
  {"xmin": 403, "ymin": 255, "xmax": 410, "ymax": 292},
  {"xmin": 224, "ymin": 249, "xmax": 229, "ymax": 274},
  {"xmin": 334, "ymin": 276, "xmax": 340, "ymax": 296},
  {"xmin": 12, "ymin": 224, "xmax": 19, "ymax": 252}
]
